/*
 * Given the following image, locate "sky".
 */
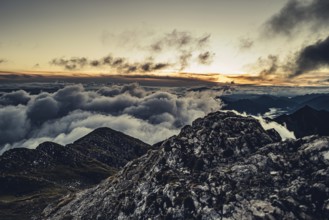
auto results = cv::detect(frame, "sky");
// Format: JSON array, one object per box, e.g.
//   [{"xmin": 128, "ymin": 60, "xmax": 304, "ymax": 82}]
[{"xmin": 1, "ymin": 0, "xmax": 329, "ymax": 86}]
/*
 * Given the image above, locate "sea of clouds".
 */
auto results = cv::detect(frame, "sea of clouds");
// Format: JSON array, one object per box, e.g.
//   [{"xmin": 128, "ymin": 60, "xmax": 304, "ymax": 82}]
[{"xmin": 0, "ymin": 83, "xmax": 222, "ymax": 154}]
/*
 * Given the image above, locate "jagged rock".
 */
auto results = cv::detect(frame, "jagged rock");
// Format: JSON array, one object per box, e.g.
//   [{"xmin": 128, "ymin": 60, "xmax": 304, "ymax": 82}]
[
  {"xmin": 0, "ymin": 128, "xmax": 150, "ymax": 220},
  {"xmin": 42, "ymin": 111, "xmax": 329, "ymax": 219}
]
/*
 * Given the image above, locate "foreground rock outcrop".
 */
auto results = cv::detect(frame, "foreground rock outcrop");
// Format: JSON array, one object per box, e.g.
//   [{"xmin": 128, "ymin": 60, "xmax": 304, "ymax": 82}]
[{"xmin": 43, "ymin": 111, "xmax": 329, "ymax": 219}]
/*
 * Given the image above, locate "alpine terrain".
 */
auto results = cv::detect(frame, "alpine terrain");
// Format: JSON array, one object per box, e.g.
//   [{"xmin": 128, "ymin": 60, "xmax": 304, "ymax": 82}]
[
  {"xmin": 0, "ymin": 128, "xmax": 150, "ymax": 220},
  {"xmin": 43, "ymin": 111, "xmax": 329, "ymax": 219}
]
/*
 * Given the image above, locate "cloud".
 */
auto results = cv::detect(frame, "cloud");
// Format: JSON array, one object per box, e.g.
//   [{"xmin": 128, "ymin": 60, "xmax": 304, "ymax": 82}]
[
  {"xmin": 51, "ymin": 30, "xmax": 215, "ymax": 72},
  {"xmin": 222, "ymin": 110, "xmax": 296, "ymax": 141},
  {"xmin": 0, "ymin": 90, "xmax": 31, "ymax": 106},
  {"xmin": 150, "ymin": 30, "xmax": 210, "ymax": 52},
  {"xmin": 238, "ymin": 38, "xmax": 254, "ymax": 50},
  {"xmin": 265, "ymin": 0, "xmax": 329, "ymax": 36},
  {"xmin": 197, "ymin": 51, "xmax": 215, "ymax": 65},
  {"xmin": 243, "ymin": 54, "xmax": 283, "ymax": 81},
  {"xmin": 150, "ymin": 30, "xmax": 214, "ymax": 70},
  {"xmin": 50, "ymin": 55, "xmax": 171, "ymax": 73},
  {"xmin": 293, "ymin": 35, "xmax": 329, "ymax": 76},
  {"xmin": 258, "ymin": 55, "xmax": 279, "ymax": 77},
  {"xmin": 251, "ymin": 36, "xmax": 329, "ymax": 78},
  {"xmin": 97, "ymin": 83, "xmax": 146, "ymax": 98},
  {"xmin": 0, "ymin": 84, "xmax": 222, "ymax": 154},
  {"xmin": 50, "ymin": 57, "xmax": 88, "ymax": 70},
  {"xmin": 255, "ymin": 116, "xmax": 296, "ymax": 141},
  {"xmin": 0, "ymin": 59, "xmax": 7, "ymax": 64},
  {"xmin": 0, "ymin": 105, "xmax": 30, "ymax": 146}
]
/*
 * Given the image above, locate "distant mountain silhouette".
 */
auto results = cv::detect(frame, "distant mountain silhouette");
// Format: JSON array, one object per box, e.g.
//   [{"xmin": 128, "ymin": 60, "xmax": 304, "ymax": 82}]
[
  {"xmin": 297, "ymin": 95, "xmax": 329, "ymax": 111},
  {"xmin": 274, "ymin": 105, "xmax": 329, "ymax": 138},
  {"xmin": 222, "ymin": 95, "xmax": 295, "ymax": 115},
  {"xmin": 222, "ymin": 93, "xmax": 329, "ymax": 115},
  {"xmin": 0, "ymin": 127, "xmax": 150, "ymax": 220},
  {"xmin": 289, "ymin": 93, "xmax": 326, "ymax": 104}
]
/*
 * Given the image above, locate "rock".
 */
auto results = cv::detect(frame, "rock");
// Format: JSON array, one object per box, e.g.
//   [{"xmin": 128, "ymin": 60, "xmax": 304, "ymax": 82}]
[{"xmin": 43, "ymin": 111, "xmax": 329, "ymax": 219}]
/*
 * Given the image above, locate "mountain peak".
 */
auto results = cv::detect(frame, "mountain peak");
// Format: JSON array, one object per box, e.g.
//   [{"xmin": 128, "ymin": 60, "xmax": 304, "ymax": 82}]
[
  {"xmin": 70, "ymin": 127, "xmax": 150, "ymax": 168},
  {"xmin": 74, "ymin": 127, "xmax": 126, "ymax": 143},
  {"xmin": 36, "ymin": 141, "xmax": 64, "ymax": 152},
  {"xmin": 45, "ymin": 111, "xmax": 329, "ymax": 220},
  {"xmin": 298, "ymin": 104, "xmax": 316, "ymax": 112}
]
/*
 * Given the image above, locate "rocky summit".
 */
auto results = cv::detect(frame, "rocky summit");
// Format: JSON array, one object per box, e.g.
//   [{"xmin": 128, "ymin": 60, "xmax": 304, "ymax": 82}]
[{"xmin": 42, "ymin": 111, "xmax": 329, "ymax": 219}]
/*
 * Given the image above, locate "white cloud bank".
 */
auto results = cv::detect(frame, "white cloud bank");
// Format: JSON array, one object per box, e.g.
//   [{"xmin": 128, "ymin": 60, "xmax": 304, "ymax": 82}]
[
  {"xmin": 221, "ymin": 110, "xmax": 296, "ymax": 141},
  {"xmin": 0, "ymin": 83, "xmax": 222, "ymax": 154}
]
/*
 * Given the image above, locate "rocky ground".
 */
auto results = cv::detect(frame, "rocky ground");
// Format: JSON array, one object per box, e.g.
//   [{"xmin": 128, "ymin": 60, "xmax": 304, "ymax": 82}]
[{"xmin": 42, "ymin": 111, "xmax": 329, "ymax": 219}]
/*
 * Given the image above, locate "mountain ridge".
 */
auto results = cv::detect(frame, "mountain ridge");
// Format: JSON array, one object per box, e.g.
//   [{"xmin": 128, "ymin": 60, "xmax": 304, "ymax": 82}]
[
  {"xmin": 275, "ymin": 105, "xmax": 329, "ymax": 138},
  {"xmin": 0, "ymin": 128, "xmax": 150, "ymax": 220}
]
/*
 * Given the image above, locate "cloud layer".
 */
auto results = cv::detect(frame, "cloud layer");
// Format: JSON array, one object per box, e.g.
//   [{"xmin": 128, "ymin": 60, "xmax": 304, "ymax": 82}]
[{"xmin": 0, "ymin": 83, "xmax": 222, "ymax": 154}]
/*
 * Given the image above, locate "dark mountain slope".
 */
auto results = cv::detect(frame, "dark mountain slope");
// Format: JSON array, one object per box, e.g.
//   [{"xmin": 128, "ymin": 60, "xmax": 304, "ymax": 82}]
[
  {"xmin": 71, "ymin": 127, "xmax": 150, "ymax": 168},
  {"xmin": 222, "ymin": 95, "xmax": 296, "ymax": 115},
  {"xmin": 0, "ymin": 128, "xmax": 150, "ymax": 220},
  {"xmin": 290, "ymin": 93, "xmax": 328, "ymax": 104},
  {"xmin": 275, "ymin": 105, "xmax": 329, "ymax": 138},
  {"xmin": 299, "ymin": 95, "xmax": 329, "ymax": 111},
  {"xmin": 222, "ymin": 98, "xmax": 269, "ymax": 115},
  {"xmin": 44, "ymin": 111, "xmax": 329, "ymax": 220}
]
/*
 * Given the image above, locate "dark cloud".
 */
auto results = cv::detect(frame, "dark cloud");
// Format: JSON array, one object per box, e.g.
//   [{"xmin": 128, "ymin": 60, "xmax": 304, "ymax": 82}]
[
  {"xmin": 198, "ymin": 51, "xmax": 215, "ymax": 65},
  {"xmin": 50, "ymin": 55, "xmax": 171, "ymax": 73},
  {"xmin": 0, "ymin": 105, "xmax": 30, "ymax": 147},
  {"xmin": 179, "ymin": 51, "xmax": 193, "ymax": 70},
  {"xmin": 150, "ymin": 30, "xmax": 211, "ymax": 52},
  {"xmin": 50, "ymin": 57, "xmax": 88, "ymax": 70},
  {"xmin": 265, "ymin": 0, "xmax": 329, "ymax": 36},
  {"xmin": 245, "ymin": 55, "xmax": 281, "ymax": 81},
  {"xmin": 150, "ymin": 30, "xmax": 192, "ymax": 51},
  {"xmin": 293, "ymin": 35, "xmax": 329, "ymax": 76},
  {"xmin": 0, "ymin": 90, "xmax": 31, "ymax": 106},
  {"xmin": 27, "ymin": 96, "xmax": 59, "ymax": 124},
  {"xmin": 0, "ymin": 84, "xmax": 222, "ymax": 153},
  {"xmin": 255, "ymin": 36, "xmax": 329, "ymax": 78},
  {"xmin": 150, "ymin": 30, "xmax": 214, "ymax": 69},
  {"xmin": 198, "ymin": 34, "xmax": 211, "ymax": 47},
  {"xmin": 258, "ymin": 55, "xmax": 279, "ymax": 77},
  {"xmin": 97, "ymin": 83, "xmax": 146, "ymax": 98},
  {"xmin": 0, "ymin": 59, "xmax": 6, "ymax": 64}
]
